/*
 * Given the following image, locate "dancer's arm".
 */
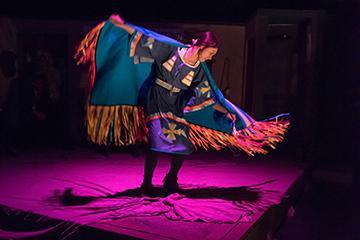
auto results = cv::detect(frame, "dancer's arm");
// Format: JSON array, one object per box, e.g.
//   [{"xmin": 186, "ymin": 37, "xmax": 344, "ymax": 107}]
[{"xmin": 110, "ymin": 14, "xmax": 174, "ymax": 63}]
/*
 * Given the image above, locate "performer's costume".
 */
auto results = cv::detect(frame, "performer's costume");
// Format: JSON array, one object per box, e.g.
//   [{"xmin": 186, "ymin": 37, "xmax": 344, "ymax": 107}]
[{"xmin": 75, "ymin": 19, "xmax": 290, "ymax": 156}]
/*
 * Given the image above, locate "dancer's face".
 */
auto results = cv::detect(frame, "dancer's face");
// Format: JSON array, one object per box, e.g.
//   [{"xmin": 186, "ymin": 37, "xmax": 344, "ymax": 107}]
[{"xmin": 198, "ymin": 47, "xmax": 218, "ymax": 62}]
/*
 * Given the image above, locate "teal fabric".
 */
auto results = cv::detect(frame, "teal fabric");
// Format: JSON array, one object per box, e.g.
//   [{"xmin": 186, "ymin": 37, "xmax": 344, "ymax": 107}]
[
  {"xmin": 91, "ymin": 20, "xmax": 251, "ymax": 134},
  {"xmin": 91, "ymin": 22, "xmax": 152, "ymax": 105}
]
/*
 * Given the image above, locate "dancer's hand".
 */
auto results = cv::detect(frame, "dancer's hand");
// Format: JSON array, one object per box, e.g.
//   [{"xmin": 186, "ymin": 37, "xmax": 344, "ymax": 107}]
[
  {"xmin": 110, "ymin": 14, "xmax": 125, "ymax": 25},
  {"xmin": 109, "ymin": 14, "xmax": 135, "ymax": 34},
  {"xmin": 226, "ymin": 112, "xmax": 236, "ymax": 121}
]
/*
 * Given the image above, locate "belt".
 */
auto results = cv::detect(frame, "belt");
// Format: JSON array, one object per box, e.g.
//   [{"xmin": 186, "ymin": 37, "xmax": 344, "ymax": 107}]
[{"xmin": 155, "ymin": 78, "xmax": 181, "ymax": 94}]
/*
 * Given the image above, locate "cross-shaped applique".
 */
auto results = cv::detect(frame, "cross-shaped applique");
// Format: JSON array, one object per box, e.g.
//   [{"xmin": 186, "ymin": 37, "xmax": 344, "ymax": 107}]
[{"xmin": 162, "ymin": 123, "xmax": 187, "ymax": 141}]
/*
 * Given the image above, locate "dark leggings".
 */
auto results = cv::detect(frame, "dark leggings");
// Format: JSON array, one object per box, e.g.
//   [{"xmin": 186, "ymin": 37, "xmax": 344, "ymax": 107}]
[{"xmin": 143, "ymin": 151, "xmax": 184, "ymax": 184}]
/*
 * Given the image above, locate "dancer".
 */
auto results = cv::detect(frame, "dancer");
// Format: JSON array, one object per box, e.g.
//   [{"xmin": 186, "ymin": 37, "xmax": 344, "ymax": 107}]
[{"xmin": 75, "ymin": 14, "xmax": 289, "ymax": 194}]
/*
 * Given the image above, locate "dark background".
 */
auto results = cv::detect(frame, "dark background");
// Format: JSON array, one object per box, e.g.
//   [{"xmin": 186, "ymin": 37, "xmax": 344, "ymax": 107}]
[{"xmin": 1, "ymin": 0, "xmax": 357, "ymax": 22}]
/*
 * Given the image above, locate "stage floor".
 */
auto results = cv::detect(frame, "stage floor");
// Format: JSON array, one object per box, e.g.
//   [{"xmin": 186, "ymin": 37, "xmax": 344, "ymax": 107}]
[{"xmin": 0, "ymin": 149, "xmax": 303, "ymax": 240}]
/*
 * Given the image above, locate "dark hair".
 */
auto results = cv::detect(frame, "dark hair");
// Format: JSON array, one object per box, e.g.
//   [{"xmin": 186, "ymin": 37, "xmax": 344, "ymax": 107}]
[{"xmin": 193, "ymin": 31, "xmax": 219, "ymax": 48}]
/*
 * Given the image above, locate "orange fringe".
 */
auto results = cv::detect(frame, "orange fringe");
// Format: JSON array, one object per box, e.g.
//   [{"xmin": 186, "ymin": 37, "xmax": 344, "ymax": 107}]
[
  {"xmin": 188, "ymin": 118, "xmax": 290, "ymax": 156},
  {"xmin": 86, "ymin": 103, "xmax": 148, "ymax": 146},
  {"xmin": 74, "ymin": 21, "xmax": 105, "ymax": 89},
  {"xmin": 86, "ymin": 103, "xmax": 289, "ymax": 155}
]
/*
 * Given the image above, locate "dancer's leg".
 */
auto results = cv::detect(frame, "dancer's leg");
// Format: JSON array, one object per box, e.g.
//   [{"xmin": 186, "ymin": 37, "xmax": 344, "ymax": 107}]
[
  {"xmin": 168, "ymin": 154, "xmax": 184, "ymax": 178},
  {"xmin": 163, "ymin": 154, "xmax": 184, "ymax": 192},
  {"xmin": 141, "ymin": 150, "xmax": 158, "ymax": 188}
]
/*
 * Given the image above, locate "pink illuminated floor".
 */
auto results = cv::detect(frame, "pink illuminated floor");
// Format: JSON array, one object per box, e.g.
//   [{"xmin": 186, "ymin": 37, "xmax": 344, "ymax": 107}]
[{"xmin": 0, "ymin": 149, "xmax": 303, "ymax": 240}]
